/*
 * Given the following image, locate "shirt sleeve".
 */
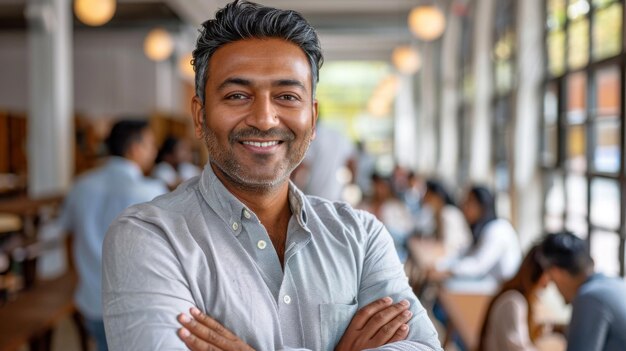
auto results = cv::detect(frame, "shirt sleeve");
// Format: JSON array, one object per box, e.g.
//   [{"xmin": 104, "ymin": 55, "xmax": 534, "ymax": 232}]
[
  {"xmin": 489, "ymin": 292, "xmax": 539, "ymax": 351},
  {"xmin": 102, "ymin": 214, "xmax": 194, "ymax": 350},
  {"xmin": 565, "ymin": 295, "xmax": 611, "ymax": 351},
  {"xmin": 357, "ymin": 211, "xmax": 443, "ymax": 351},
  {"xmin": 450, "ymin": 222, "xmax": 506, "ymax": 278}
]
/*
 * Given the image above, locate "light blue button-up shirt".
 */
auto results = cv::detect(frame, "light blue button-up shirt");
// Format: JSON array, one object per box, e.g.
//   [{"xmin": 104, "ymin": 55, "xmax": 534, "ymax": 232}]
[
  {"xmin": 58, "ymin": 157, "xmax": 167, "ymax": 319},
  {"xmin": 102, "ymin": 165, "xmax": 441, "ymax": 350}
]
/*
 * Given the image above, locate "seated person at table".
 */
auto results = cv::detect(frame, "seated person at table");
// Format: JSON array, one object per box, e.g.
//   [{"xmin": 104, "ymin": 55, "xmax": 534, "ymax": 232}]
[
  {"xmin": 538, "ymin": 231, "xmax": 626, "ymax": 351},
  {"xmin": 358, "ymin": 173, "xmax": 416, "ymax": 262},
  {"xmin": 102, "ymin": 2, "xmax": 442, "ymax": 350},
  {"xmin": 478, "ymin": 244, "xmax": 550, "ymax": 351},
  {"xmin": 422, "ymin": 180, "xmax": 470, "ymax": 260},
  {"xmin": 430, "ymin": 186, "xmax": 521, "ymax": 293},
  {"xmin": 57, "ymin": 120, "xmax": 167, "ymax": 351}
]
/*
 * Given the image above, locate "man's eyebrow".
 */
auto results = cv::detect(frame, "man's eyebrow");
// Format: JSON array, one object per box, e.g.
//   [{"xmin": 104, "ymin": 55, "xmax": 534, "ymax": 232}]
[
  {"xmin": 217, "ymin": 77, "xmax": 252, "ymax": 91},
  {"xmin": 273, "ymin": 79, "xmax": 306, "ymax": 90}
]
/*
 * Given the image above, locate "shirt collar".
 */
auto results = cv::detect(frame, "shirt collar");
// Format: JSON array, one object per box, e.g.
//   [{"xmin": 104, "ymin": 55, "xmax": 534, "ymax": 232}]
[
  {"xmin": 107, "ymin": 156, "xmax": 143, "ymax": 180},
  {"xmin": 199, "ymin": 163, "xmax": 309, "ymax": 234}
]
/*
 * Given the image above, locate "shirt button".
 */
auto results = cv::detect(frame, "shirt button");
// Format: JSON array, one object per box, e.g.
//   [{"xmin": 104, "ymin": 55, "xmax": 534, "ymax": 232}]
[
  {"xmin": 283, "ymin": 295, "xmax": 291, "ymax": 304},
  {"xmin": 232, "ymin": 222, "xmax": 239, "ymax": 231},
  {"xmin": 243, "ymin": 210, "xmax": 251, "ymax": 219},
  {"xmin": 257, "ymin": 240, "xmax": 267, "ymax": 250}
]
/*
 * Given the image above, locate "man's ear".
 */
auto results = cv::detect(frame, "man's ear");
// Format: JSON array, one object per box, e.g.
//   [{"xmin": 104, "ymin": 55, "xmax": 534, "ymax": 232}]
[
  {"xmin": 311, "ymin": 99, "xmax": 318, "ymax": 140},
  {"xmin": 191, "ymin": 96, "xmax": 205, "ymax": 139}
]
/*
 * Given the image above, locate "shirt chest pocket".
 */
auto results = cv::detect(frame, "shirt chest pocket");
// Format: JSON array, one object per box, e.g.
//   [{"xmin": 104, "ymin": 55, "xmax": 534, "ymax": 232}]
[{"xmin": 319, "ymin": 301, "xmax": 358, "ymax": 351}]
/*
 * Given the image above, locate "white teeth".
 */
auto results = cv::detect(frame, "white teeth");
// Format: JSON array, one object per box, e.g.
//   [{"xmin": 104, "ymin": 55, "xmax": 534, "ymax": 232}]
[{"xmin": 242, "ymin": 141, "xmax": 279, "ymax": 148}]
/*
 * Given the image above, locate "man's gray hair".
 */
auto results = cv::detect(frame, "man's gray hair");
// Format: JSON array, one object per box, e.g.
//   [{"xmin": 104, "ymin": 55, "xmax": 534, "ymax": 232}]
[{"xmin": 192, "ymin": 0, "xmax": 324, "ymax": 104}]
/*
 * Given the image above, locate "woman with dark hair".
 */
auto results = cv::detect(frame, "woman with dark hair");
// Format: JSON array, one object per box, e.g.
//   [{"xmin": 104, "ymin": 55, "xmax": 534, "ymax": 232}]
[
  {"xmin": 478, "ymin": 245, "xmax": 550, "ymax": 351},
  {"xmin": 422, "ymin": 180, "xmax": 471, "ymax": 259},
  {"xmin": 431, "ymin": 186, "xmax": 521, "ymax": 292}
]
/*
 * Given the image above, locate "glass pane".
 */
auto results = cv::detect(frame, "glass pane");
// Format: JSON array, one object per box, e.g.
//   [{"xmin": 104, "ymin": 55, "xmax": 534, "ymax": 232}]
[
  {"xmin": 593, "ymin": 3, "xmax": 622, "ymax": 61},
  {"xmin": 495, "ymin": 60, "xmax": 513, "ymax": 94},
  {"xmin": 548, "ymin": 0, "xmax": 567, "ymax": 29},
  {"xmin": 590, "ymin": 230, "xmax": 620, "ymax": 276},
  {"xmin": 590, "ymin": 178, "xmax": 620, "ymax": 229},
  {"xmin": 568, "ymin": 19, "xmax": 590, "ymax": 69},
  {"xmin": 593, "ymin": 0, "xmax": 617, "ymax": 8},
  {"xmin": 566, "ymin": 215, "xmax": 589, "ymax": 238},
  {"xmin": 567, "ymin": 125, "xmax": 587, "ymax": 172},
  {"xmin": 567, "ymin": 72, "xmax": 587, "ymax": 123},
  {"xmin": 548, "ymin": 30, "xmax": 566, "ymax": 76},
  {"xmin": 595, "ymin": 65, "xmax": 621, "ymax": 117},
  {"xmin": 568, "ymin": 0, "xmax": 591, "ymax": 20},
  {"xmin": 592, "ymin": 118, "xmax": 620, "ymax": 172},
  {"xmin": 545, "ymin": 173, "xmax": 565, "ymax": 232},
  {"xmin": 543, "ymin": 84, "xmax": 559, "ymax": 165},
  {"xmin": 566, "ymin": 173, "xmax": 588, "ymax": 216}
]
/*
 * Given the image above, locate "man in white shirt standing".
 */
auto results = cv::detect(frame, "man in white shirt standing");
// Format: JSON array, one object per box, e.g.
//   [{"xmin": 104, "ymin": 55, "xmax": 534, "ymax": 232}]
[{"xmin": 57, "ymin": 120, "xmax": 167, "ymax": 351}]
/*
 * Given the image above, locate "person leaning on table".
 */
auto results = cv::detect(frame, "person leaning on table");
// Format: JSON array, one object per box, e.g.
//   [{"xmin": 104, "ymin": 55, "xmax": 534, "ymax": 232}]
[{"xmin": 538, "ymin": 231, "xmax": 626, "ymax": 351}]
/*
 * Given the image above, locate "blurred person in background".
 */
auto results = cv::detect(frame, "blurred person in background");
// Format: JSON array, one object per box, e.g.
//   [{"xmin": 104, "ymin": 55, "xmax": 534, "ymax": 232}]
[
  {"xmin": 353, "ymin": 140, "xmax": 376, "ymax": 198},
  {"xmin": 152, "ymin": 136, "xmax": 201, "ymax": 190},
  {"xmin": 538, "ymin": 231, "xmax": 626, "ymax": 351},
  {"xmin": 422, "ymin": 180, "xmax": 470, "ymax": 263},
  {"xmin": 56, "ymin": 120, "xmax": 167, "ymax": 351},
  {"xmin": 403, "ymin": 172, "xmax": 434, "ymax": 236},
  {"xmin": 430, "ymin": 185, "xmax": 522, "ymax": 293},
  {"xmin": 358, "ymin": 173, "xmax": 415, "ymax": 262},
  {"xmin": 292, "ymin": 121, "xmax": 355, "ymax": 201},
  {"xmin": 478, "ymin": 244, "xmax": 550, "ymax": 351}
]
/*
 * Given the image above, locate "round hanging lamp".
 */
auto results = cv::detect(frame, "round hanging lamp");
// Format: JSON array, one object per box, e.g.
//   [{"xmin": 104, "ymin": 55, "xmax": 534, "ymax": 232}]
[
  {"xmin": 392, "ymin": 46, "xmax": 421, "ymax": 75},
  {"xmin": 74, "ymin": 0, "xmax": 116, "ymax": 26},
  {"xmin": 144, "ymin": 28, "xmax": 174, "ymax": 62},
  {"xmin": 408, "ymin": 5, "xmax": 446, "ymax": 41}
]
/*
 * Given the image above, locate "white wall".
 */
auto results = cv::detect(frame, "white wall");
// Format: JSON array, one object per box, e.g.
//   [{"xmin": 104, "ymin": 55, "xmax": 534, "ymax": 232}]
[{"xmin": 0, "ymin": 28, "xmax": 185, "ymax": 117}]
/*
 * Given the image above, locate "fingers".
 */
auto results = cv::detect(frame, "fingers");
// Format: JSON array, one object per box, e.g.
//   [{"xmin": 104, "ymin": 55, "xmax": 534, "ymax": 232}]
[
  {"xmin": 177, "ymin": 308, "xmax": 255, "ymax": 351},
  {"xmin": 370, "ymin": 308, "xmax": 412, "ymax": 344},
  {"xmin": 350, "ymin": 296, "xmax": 394, "ymax": 329},
  {"xmin": 190, "ymin": 307, "xmax": 237, "ymax": 340},
  {"xmin": 177, "ymin": 310, "xmax": 231, "ymax": 350},
  {"xmin": 178, "ymin": 327, "xmax": 219, "ymax": 351},
  {"xmin": 360, "ymin": 299, "xmax": 411, "ymax": 339}
]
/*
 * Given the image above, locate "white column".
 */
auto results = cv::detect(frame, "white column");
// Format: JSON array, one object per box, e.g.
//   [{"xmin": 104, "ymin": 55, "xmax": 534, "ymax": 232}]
[
  {"xmin": 394, "ymin": 74, "xmax": 419, "ymax": 170},
  {"xmin": 417, "ymin": 43, "xmax": 437, "ymax": 174},
  {"xmin": 514, "ymin": 0, "xmax": 544, "ymax": 249},
  {"xmin": 437, "ymin": 11, "xmax": 462, "ymax": 185},
  {"xmin": 155, "ymin": 60, "xmax": 177, "ymax": 113},
  {"xmin": 26, "ymin": 0, "xmax": 73, "ymax": 197},
  {"xmin": 469, "ymin": 0, "xmax": 496, "ymax": 183}
]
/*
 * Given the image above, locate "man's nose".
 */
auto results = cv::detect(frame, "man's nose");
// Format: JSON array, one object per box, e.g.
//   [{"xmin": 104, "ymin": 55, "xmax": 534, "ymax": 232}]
[{"xmin": 246, "ymin": 96, "xmax": 280, "ymax": 131}]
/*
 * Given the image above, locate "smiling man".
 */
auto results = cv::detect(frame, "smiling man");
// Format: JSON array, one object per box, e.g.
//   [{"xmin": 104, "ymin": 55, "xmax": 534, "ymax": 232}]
[{"xmin": 102, "ymin": 1, "xmax": 441, "ymax": 350}]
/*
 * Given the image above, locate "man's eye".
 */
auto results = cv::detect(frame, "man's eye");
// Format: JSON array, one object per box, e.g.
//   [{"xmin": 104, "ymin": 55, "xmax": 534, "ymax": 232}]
[
  {"xmin": 278, "ymin": 95, "xmax": 298, "ymax": 101},
  {"xmin": 226, "ymin": 93, "xmax": 247, "ymax": 100}
]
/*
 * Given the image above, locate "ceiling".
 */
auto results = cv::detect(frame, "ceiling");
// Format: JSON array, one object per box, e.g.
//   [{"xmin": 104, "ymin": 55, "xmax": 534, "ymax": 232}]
[{"xmin": 0, "ymin": 0, "xmax": 447, "ymax": 61}]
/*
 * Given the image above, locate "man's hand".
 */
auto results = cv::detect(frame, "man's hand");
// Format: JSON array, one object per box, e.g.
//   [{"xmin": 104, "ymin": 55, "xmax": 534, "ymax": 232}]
[
  {"xmin": 335, "ymin": 297, "xmax": 413, "ymax": 351},
  {"xmin": 177, "ymin": 307, "xmax": 255, "ymax": 351}
]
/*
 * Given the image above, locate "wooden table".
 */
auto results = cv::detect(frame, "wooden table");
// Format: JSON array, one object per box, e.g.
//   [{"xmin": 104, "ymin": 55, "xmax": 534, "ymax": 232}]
[
  {"xmin": 0, "ymin": 214, "xmax": 21, "ymax": 235},
  {"xmin": 438, "ymin": 288, "xmax": 491, "ymax": 351},
  {"xmin": 0, "ymin": 195, "xmax": 64, "ymax": 217},
  {"xmin": 0, "ymin": 272, "xmax": 77, "ymax": 351},
  {"xmin": 0, "ymin": 195, "xmax": 64, "ymax": 237}
]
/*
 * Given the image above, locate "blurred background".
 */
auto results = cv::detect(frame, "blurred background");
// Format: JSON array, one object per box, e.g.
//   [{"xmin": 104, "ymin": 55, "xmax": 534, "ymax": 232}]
[{"xmin": 0, "ymin": 0, "xmax": 625, "ymax": 350}]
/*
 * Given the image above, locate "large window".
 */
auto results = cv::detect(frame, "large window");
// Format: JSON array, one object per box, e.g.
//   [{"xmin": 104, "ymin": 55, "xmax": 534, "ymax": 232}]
[
  {"xmin": 542, "ymin": 0, "xmax": 625, "ymax": 278},
  {"xmin": 492, "ymin": 0, "xmax": 516, "ymax": 218}
]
